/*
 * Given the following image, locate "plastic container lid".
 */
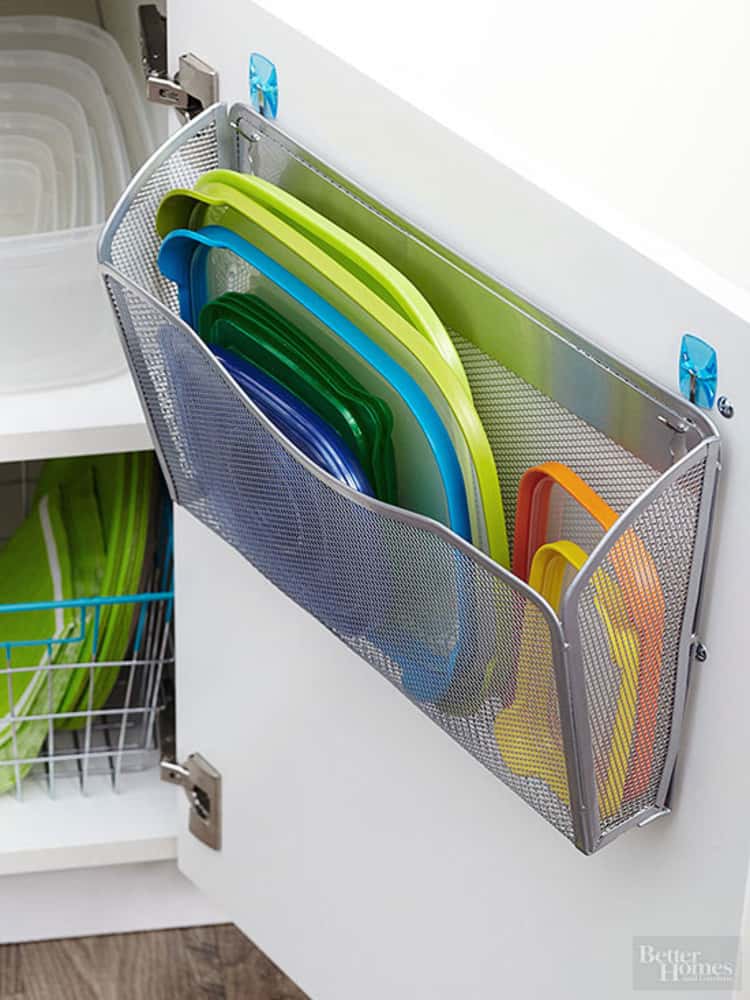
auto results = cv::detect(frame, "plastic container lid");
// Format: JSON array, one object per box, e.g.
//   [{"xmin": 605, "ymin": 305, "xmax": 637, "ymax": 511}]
[
  {"xmin": 0, "ymin": 16, "xmax": 154, "ymax": 171},
  {"xmin": 0, "ymin": 487, "xmax": 76, "ymax": 792},
  {"xmin": 512, "ymin": 461, "xmax": 617, "ymax": 581},
  {"xmin": 0, "ymin": 226, "xmax": 125, "ymax": 394},
  {"xmin": 200, "ymin": 170, "xmax": 473, "ymax": 398},
  {"xmin": 0, "ymin": 50, "xmax": 128, "ymax": 209},
  {"xmin": 159, "ymin": 225, "xmax": 471, "ymax": 543},
  {"xmin": 160, "ymin": 321, "xmax": 380, "ymax": 639},
  {"xmin": 159, "ymin": 226, "xmax": 477, "ymax": 704},
  {"xmin": 0, "ymin": 135, "xmax": 59, "ymax": 234},
  {"xmin": 34, "ymin": 453, "xmax": 157, "ymax": 724},
  {"xmin": 31, "ymin": 460, "xmax": 106, "ymax": 722},
  {"xmin": 0, "ymin": 111, "xmax": 76, "ymax": 227},
  {"xmin": 0, "ymin": 82, "xmax": 99, "ymax": 225},
  {"xmin": 495, "ymin": 539, "xmax": 640, "ymax": 819},
  {"xmin": 211, "ymin": 345, "xmax": 375, "ymax": 495},
  {"xmin": 0, "ymin": 74, "xmax": 122, "ymax": 391},
  {"xmin": 200, "ymin": 296, "xmax": 397, "ymax": 502},
  {"xmin": 158, "ymin": 183, "xmax": 509, "ymax": 565}
]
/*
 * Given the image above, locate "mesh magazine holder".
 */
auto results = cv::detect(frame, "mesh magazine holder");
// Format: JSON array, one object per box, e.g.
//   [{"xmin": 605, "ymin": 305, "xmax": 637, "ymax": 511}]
[{"xmin": 98, "ymin": 104, "xmax": 720, "ymax": 854}]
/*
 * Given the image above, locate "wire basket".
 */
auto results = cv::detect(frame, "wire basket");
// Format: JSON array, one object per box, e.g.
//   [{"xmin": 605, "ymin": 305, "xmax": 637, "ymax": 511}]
[
  {"xmin": 98, "ymin": 104, "xmax": 720, "ymax": 853},
  {"xmin": 0, "ymin": 463, "xmax": 173, "ymax": 800}
]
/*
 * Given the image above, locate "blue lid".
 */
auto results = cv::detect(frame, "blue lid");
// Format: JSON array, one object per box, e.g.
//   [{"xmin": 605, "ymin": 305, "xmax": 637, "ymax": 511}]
[
  {"xmin": 210, "ymin": 344, "xmax": 374, "ymax": 496},
  {"xmin": 158, "ymin": 224, "xmax": 470, "ymax": 543},
  {"xmin": 158, "ymin": 223, "xmax": 474, "ymax": 703}
]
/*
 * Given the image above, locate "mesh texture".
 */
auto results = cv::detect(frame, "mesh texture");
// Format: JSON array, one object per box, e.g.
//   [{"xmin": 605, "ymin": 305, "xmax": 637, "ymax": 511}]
[
  {"xmin": 100, "ymin": 117, "xmax": 713, "ymax": 852},
  {"xmin": 109, "ymin": 121, "xmax": 219, "ymax": 308},
  {"xmin": 105, "ymin": 285, "xmax": 575, "ymax": 839},
  {"xmin": 575, "ymin": 459, "xmax": 705, "ymax": 834}
]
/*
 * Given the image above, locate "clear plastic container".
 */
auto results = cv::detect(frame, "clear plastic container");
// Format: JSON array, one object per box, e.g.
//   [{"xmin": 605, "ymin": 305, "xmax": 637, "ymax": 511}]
[
  {"xmin": 0, "ymin": 226, "xmax": 124, "ymax": 393},
  {"xmin": 0, "ymin": 135, "xmax": 59, "ymax": 233},
  {"xmin": 0, "ymin": 50, "xmax": 129, "ymax": 209},
  {"xmin": 0, "ymin": 92, "xmax": 117, "ymax": 390},
  {"xmin": 0, "ymin": 159, "xmax": 43, "ymax": 237},
  {"xmin": 0, "ymin": 112, "xmax": 77, "ymax": 228},
  {"xmin": 0, "ymin": 16, "xmax": 154, "ymax": 172},
  {"xmin": 0, "ymin": 20, "xmax": 152, "ymax": 391},
  {"xmin": 0, "ymin": 83, "xmax": 100, "ymax": 225}
]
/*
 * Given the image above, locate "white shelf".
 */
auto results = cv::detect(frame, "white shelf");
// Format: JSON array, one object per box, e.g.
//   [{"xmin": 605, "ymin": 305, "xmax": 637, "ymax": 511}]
[
  {"xmin": 0, "ymin": 860, "xmax": 226, "ymax": 944},
  {"xmin": 0, "ymin": 371, "xmax": 151, "ymax": 463},
  {"xmin": 0, "ymin": 767, "xmax": 177, "ymax": 876}
]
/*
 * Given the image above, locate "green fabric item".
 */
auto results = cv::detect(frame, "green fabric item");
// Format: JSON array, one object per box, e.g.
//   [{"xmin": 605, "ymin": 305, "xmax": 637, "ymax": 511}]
[{"xmin": 0, "ymin": 487, "xmax": 74, "ymax": 793}]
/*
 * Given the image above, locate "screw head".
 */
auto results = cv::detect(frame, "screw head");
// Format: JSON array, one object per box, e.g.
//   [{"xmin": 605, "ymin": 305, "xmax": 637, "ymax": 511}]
[
  {"xmin": 694, "ymin": 642, "xmax": 708, "ymax": 662},
  {"xmin": 717, "ymin": 395, "xmax": 734, "ymax": 419}
]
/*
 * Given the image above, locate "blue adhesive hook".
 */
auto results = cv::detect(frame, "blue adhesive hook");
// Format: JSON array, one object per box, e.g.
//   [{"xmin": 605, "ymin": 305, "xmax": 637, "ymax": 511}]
[
  {"xmin": 679, "ymin": 334, "xmax": 718, "ymax": 409},
  {"xmin": 249, "ymin": 53, "xmax": 278, "ymax": 119}
]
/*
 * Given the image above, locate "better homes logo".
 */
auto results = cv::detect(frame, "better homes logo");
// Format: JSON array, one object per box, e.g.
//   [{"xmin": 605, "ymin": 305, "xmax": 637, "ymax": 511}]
[{"xmin": 633, "ymin": 937, "xmax": 740, "ymax": 991}]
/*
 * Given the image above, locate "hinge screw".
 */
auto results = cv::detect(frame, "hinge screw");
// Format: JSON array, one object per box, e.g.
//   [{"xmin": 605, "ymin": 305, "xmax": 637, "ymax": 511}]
[
  {"xmin": 717, "ymin": 396, "xmax": 734, "ymax": 419},
  {"xmin": 694, "ymin": 642, "xmax": 708, "ymax": 662}
]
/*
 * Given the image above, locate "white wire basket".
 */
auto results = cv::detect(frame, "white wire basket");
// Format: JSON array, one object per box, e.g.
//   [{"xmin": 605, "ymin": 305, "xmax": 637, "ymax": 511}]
[{"xmin": 0, "ymin": 461, "xmax": 173, "ymax": 800}]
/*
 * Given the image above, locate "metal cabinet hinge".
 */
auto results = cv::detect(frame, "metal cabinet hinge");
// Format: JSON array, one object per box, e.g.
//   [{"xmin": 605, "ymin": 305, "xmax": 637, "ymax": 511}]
[
  {"xmin": 161, "ymin": 753, "xmax": 222, "ymax": 849},
  {"xmin": 138, "ymin": 5, "xmax": 218, "ymax": 120}
]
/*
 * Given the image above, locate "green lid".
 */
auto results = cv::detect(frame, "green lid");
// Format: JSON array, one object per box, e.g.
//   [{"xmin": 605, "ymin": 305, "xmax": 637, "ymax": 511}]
[
  {"xmin": 200, "ymin": 293, "xmax": 397, "ymax": 504},
  {"xmin": 0, "ymin": 486, "xmax": 75, "ymax": 792},
  {"xmin": 157, "ymin": 178, "xmax": 507, "ymax": 565}
]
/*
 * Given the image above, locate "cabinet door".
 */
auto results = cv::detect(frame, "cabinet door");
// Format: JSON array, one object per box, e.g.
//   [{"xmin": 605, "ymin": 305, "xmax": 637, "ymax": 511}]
[{"xmin": 169, "ymin": 4, "xmax": 750, "ymax": 999}]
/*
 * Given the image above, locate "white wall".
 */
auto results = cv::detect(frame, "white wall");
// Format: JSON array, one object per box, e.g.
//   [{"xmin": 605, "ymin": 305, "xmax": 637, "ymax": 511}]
[{"xmin": 235, "ymin": 0, "xmax": 750, "ymax": 294}]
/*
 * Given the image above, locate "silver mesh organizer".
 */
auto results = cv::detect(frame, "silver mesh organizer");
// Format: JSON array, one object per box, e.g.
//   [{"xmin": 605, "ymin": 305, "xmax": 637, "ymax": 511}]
[{"xmin": 98, "ymin": 104, "xmax": 720, "ymax": 853}]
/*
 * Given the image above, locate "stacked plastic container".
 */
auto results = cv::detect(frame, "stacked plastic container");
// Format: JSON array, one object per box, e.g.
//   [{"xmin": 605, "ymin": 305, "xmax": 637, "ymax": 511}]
[{"xmin": 0, "ymin": 17, "xmax": 154, "ymax": 393}]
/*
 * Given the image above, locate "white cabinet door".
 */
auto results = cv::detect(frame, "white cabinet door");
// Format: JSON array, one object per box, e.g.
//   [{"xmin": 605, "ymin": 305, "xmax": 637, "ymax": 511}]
[{"xmin": 169, "ymin": 4, "xmax": 750, "ymax": 998}]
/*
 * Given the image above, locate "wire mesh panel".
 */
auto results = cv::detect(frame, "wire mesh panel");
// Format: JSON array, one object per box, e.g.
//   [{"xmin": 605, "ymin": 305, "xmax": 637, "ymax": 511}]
[
  {"xmin": 99, "ymin": 105, "xmax": 720, "ymax": 853},
  {"xmin": 564, "ymin": 454, "xmax": 711, "ymax": 844},
  {"xmin": 0, "ymin": 589, "xmax": 173, "ymax": 799},
  {"xmin": 0, "ymin": 461, "xmax": 174, "ymax": 800},
  {"xmin": 108, "ymin": 118, "xmax": 222, "ymax": 308},
  {"xmin": 104, "ymin": 281, "xmax": 577, "ymax": 841},
  {"xmin": 453, "ymin": 337, "xmax": 662, "ymax": 546}
]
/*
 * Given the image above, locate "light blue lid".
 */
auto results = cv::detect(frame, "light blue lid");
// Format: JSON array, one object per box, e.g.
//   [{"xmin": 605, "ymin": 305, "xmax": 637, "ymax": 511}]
[
  {"xmin": 159, "ymin": 223, "xmax": 475, "ymax": 701},
  {"xmin": 159, "ymin": 224, "xmax": 471, "ymax": 546}
]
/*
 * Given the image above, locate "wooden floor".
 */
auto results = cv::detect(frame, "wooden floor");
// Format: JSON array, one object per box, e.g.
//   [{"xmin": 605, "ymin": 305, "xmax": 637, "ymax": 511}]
[{"xmin": 0, "ymin": 924, "xmax": 310, "ymax": 1000}]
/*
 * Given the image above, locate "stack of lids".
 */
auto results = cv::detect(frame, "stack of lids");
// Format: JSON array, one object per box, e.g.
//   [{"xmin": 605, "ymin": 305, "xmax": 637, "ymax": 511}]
[
  {"xmin": 0, "ymin": 452, "xmax": 158, "ymax": 795},
  {"xmin": 156, "ymin": 171, "xmax": 510, "ymax": 568},
  {"xmin": 156, "ymin": 169, "xmax": 514, "ymax": 707}
]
